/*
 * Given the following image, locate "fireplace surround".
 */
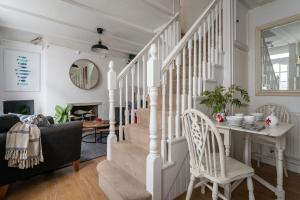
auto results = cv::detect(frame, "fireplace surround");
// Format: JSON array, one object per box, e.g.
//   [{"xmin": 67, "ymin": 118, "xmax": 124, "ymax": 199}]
[{"xmin": 68, "ymin": 102, "xmax": 102, "ymax": 121}]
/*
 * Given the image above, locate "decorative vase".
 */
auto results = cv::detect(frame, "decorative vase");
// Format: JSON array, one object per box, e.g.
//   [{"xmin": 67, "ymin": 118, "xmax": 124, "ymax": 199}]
[
  {"xmin": 215, "ymin": 113, "xmax": 225, "ymax": 123},
  {"xmin": 265, "ymin": 112, "xmax": 279, "ymax": 127}
]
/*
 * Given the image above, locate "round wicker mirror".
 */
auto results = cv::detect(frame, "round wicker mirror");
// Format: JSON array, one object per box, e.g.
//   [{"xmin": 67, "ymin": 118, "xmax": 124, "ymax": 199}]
[{"xmin": 69, "ymin": 59, "xmax": 99, "ymax": 90}]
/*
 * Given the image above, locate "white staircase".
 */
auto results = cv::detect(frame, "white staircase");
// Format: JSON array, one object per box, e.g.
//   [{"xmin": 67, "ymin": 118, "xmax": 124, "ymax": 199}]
[
  {"xmin": 262, "ymin": 38, "xmax": 279, "ymax": 90},
  {"xmin": 97, "ymin": 0, "xmax": 226, "ymax": 199}
]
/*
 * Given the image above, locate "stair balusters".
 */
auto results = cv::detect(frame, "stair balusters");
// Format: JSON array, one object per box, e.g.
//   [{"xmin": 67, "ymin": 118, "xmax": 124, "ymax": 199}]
[
  {"xmin": 198, "ymin": 26, "xmax": 203, "ymax": 95},
  {"xmin": 175, "ymin": 54, "xmax": 181, "ymax": 138},
  {"xmin": 119, "ymin": 80, "xmax": 124, "ymax": 142},
  {"xmin": 131, "ymin": 66, "xmax": 135, "ymax": 124},
  {"xmin": 125, "ymin": 75, "xmax": 129, "ymax": 124},
  {"xmin": 188, "ymin": 39, "xmax": 193, "ymax": 109},
  {"xmin": 146, "ymin": 44, "xmax": 162, "ymax": 200},
  {"xmin": 137, "ymin": 60, "xmax": 141, "ymax": 110},
  {"xmin": 160, "ymin": 0, "xmax": 223, "ymax": 167},
  {"xmin": 193, "ymin": 33, "xmax": 198, "ymax": 108},
  {"xmin": 207, "ymin": 13, "xmax": 212, "ymax": 80},
  {"xmin": 218, "ymin": 0, "xmax": 223, "ymax": 65},
  {"xmin": 107, "ymin": 61, "xmax": 117, "ymax": 160},
  {"xmin": 161, "ymin": 73, "xmax": 167, "ymax": 164},
  {"xmin": 106, "ymin": 1, "xmax": 225, "ymax": 197},
  {"xmin": 142, "ymin": 55, "xmax": 147, "ymax": 108},
  {"xmin": 182, "ymin": 47, "xmax": 187, "ymax": 114}
]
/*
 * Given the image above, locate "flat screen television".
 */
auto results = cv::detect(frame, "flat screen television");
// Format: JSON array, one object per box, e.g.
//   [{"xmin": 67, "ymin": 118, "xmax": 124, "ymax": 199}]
[{"xmin": 3, "ymin": 100, "xmax": 34, "ymax": 115}]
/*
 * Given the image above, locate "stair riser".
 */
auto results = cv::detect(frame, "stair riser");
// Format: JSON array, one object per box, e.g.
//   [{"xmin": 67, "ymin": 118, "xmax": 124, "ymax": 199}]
[{"xmin": 111, "ymin": 143, "xmax": 147, "ymax": 184}]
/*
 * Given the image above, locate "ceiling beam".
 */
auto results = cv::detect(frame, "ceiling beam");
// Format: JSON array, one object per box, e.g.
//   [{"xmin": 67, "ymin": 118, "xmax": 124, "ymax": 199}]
[
  {"xmin": 142, "ymin": 0, "xmax": 173, "ymax": 16},
  {"xmin": 0, "ymin": 3, "xmax": 146, "ymax": 48},
  {"xmin": 60, "ymin": 0, "xmax": 154, "ymax": 35}
]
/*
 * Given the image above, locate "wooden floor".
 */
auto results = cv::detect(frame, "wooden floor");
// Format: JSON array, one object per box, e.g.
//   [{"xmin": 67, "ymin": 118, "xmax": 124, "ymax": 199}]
[
  {"xmin": 4, "ymin": 157, "xmax": 300, "ymax": 200},
  {"xmin": 5, "ymin": 157, "xmax": 108, "ymax": 200}
]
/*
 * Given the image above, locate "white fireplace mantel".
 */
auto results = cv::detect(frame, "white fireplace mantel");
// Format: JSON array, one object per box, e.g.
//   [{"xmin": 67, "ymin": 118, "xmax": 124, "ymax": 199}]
[{"xmin": 68, "ymin": 102, "xmax": 102, "ymax": 107}]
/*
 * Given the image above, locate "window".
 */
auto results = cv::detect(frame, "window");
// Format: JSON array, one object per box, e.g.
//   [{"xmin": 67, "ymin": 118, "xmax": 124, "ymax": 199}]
[{"xmin": 273, "ymin": 63, "xmax": 288, "ymax": 90}]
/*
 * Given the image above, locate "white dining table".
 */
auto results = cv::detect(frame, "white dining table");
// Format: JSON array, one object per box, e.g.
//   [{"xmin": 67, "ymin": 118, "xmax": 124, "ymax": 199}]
[{"xmin": 215, "ymin": 122, "xmax": 294, "ymax": 200}]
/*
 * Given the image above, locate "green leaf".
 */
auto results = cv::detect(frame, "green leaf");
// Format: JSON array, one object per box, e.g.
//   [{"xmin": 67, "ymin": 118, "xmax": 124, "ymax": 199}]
[
  {"xmin": 199, "ymin": 84, "xmax": 250, "ymax": 116},
  {"xmin": 55, "ymin": 105, "xmax": 64, "ymax": 115}
]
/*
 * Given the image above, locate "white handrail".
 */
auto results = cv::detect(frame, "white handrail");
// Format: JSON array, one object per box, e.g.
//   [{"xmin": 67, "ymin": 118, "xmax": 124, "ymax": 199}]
[
  {"xmin": 162, "ymin": 0, "xmax": 218, "ymax": 73},
  {"xmin": 117, "ymin": 12, "xmax": 180, "ymax": 81}
]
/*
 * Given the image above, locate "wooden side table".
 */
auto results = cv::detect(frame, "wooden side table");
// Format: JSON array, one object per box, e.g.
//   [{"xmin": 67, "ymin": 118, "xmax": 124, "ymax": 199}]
[{"xmin": 82, "ymin": 120, "xmax": 109, "ymax": 143}]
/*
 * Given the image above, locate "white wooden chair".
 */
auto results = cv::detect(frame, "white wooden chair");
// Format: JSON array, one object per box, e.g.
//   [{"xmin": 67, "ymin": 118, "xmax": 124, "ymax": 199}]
[
  {"xmin": 182, "ymin": 109, "xmax": 255, "ymax": 200},
  {"xmin": 253, "ymin": 103, "xmax": 290, "ymax": 177}
]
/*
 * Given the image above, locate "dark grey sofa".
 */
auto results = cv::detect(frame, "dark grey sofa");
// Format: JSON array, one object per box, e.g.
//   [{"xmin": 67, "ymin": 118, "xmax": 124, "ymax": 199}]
[{"xmin": 0, "ymin": 114, "xmax": 82, "ymax": 189}]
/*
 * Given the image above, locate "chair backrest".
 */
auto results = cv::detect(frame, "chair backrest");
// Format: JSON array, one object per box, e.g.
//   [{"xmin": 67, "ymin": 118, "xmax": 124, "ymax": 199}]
[
  {"xmin": 182, "ymin": 109, "xmax": 226, "ymax": 178},
  {"xmin": 256, "ymin": 103, "xmax": 290, "ymax": 123}
]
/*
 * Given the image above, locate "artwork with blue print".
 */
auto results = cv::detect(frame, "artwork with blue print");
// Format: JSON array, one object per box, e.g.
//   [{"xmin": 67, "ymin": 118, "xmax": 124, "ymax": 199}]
[
  {"xmin": 16, "ymin": 55, "xmax": 30, "ymax": 86},
  {"xmin": 4, "ymin": 49, "xmax": 40, "ymax": 91}
]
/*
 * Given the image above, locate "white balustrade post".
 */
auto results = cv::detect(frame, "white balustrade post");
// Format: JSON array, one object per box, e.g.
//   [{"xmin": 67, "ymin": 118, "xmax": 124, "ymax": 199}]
[
  {"xmin": 161, "ymin": 73, "xmax": 167, "ymax": 164},
  {"xmin": 188, "ymin": 39, "xmax": 193, "ymax": 109},
  {"xmin": 175, "ymin": 54, "xmax": 181, "ymax": 138},
  {"xmin": 119, "ymin": 79, "xmax": 124, "ymax": 142},
  {"xmin": 107, "ymin": 61, "xmax": 117, "ymax": 160},
  {"xmin": 198, "ymin": 27, "xmax": 203, "ymax": 95},
  {"xmin": 182, "ymin": 47, "xmax": 187, "ymax": 114},
  {"xmin": 146, "ymin": 44, "xmax": 162, "ymax": 200},
  {"xmin": 193, "ymin": 33, "xmax": 198, "ymax": 108},
  {"xmin": 131, "ymin": 66, "xmax": 135, "ymax": 124}
]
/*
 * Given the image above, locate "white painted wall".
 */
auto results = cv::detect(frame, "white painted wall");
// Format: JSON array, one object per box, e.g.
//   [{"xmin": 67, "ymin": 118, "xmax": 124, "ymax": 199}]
[
  {"xmin": 0, "ymin": 40, "xmax": 44, "ymax": 114},
  {"xmin": 248, "ymin": 0, "xmax": 300, "ymax": 112},
  {"xmin": 0, "ymin": 39, "xmax": 127, "ymax": 119},
  {"xmin": 181, "ymin": 0, "xmax": 210, "ymax": 33},
  {"xmin": 248, "ymin": 0, "xmax": 300, "ymax": 172},
  {"xmin": 44, "ymin": 45, "xmax": 127, "ymax": 118}
]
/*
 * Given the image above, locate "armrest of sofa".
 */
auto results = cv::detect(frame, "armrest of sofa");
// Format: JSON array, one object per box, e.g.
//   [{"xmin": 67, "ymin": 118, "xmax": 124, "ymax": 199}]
[{"xmin": 39, "ymin": 121, "xmax": 83, "ymax": 168}]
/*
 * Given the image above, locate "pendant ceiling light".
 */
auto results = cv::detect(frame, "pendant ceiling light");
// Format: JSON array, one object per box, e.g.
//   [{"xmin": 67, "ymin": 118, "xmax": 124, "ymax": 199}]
[{"xmin": 91, "ymin": 28, "xmax": 109, "ymax": 54}]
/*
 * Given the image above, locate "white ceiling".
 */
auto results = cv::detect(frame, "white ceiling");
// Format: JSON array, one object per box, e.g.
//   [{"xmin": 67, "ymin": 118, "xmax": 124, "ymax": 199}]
[
  {"xmin": 0, "ymin": 0, "xmax": 178, "ymax": 54},
  {"xmin": 240, "ymin": 0, "xmax": 275, "ymax": 9},
  {"xmin": 264, "ymin": 20, "xmax": 300, "ymax": 49}
]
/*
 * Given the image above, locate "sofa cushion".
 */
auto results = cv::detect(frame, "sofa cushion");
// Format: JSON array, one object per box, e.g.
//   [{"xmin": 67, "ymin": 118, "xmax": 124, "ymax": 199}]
[
  {"xmin": 8, "ymin": 113, "xmax": 35, "ymax": 123},
  {"xmin": 0, "ymin": 114, "xmax": 20, "ymax": 133}
]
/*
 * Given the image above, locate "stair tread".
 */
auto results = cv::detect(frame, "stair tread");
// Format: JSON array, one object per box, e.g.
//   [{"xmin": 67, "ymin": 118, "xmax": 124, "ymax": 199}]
[
  {"xmin": 97, "ymin": 160, "xmax": 151, "ymax": 200},
  {"xmin": 112, "ymin": 141, "xmax": 148, "ymax": 184}
]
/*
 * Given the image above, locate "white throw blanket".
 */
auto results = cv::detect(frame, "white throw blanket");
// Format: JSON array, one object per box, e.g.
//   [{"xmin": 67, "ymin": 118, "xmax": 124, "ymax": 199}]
[{"xmin": 5, "ymin": 122, "xmax": 44, "ymax": 169}]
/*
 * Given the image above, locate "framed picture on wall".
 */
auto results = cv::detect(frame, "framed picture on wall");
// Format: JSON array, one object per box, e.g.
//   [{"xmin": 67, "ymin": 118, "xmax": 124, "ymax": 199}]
[{"xmin": 4, "ymin": 49, "xmax": 41, "ymax": 92}]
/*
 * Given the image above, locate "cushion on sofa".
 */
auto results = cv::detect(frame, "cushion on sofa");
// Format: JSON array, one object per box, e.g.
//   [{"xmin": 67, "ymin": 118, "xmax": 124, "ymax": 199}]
[{"xmin": 0, "ymin": 114, "xmax": 20, "ymax": 133}]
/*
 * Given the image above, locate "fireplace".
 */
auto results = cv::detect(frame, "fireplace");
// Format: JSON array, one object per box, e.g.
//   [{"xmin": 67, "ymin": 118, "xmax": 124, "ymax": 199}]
[
  {"xmin": 3, "ymin": 100, "xmax": 34, "ymax": 115},
  {"xmin": 68, "ymin": 102, "xmax": 102, "ymax": 121}
]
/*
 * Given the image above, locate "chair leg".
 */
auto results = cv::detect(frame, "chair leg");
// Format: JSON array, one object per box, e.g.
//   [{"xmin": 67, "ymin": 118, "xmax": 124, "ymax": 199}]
[
  {"xmin": 224, "ymin": 183, "xmax": 231, "ymax": 199},
  {"xmin": 0, "ymin": 185, "xmax": 9, "ymax": 200},
  {"xmin": 212, "ymin": 183, "xmax": 218, "ymax": 200},
  {"xmin": 201, "ymin": 185, "xmax": 206, "ymax": 194},
  {"xmin": 186, "ymin": 175, "xmax": 195, "ymax": 200},
  {"xmin": 73, "ymin": 160, "xmax": 80, "ymax": 171},
  {"xmin": 247, "ymin": 177, "xmax": 255, "ymax": 200}
]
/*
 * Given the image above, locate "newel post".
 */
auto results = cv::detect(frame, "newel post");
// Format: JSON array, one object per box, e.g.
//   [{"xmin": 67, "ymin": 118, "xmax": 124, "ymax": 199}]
[
  {"xmin": 146, "ymin": 44, "xmax": 162, "ymax": 200},
  {"xmin": 107, "ymin": 61, "xmax": 117, "ymax": 160}
]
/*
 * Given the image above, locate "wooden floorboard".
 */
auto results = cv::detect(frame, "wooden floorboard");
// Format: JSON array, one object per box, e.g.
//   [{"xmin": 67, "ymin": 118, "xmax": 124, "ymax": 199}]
[
  {"xmin": 176, "ymin": 161, "xmax": 300, "ymax": 200},
  {"xmin": 4, "ymin": 158, "xmax": 300, "ymax": 200},
  {"xmin": 5, "ymin": 157, "xmax": 108, "ymax": 200}
]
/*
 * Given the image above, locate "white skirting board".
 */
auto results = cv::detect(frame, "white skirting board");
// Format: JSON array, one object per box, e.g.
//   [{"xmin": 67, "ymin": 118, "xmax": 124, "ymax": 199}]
[{"xmin": 252, "ymin": 154, "xmax": 300, "ymax": 174}]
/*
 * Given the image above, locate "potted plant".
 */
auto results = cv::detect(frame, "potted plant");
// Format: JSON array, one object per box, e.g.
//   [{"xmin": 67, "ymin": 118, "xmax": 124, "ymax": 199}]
[
  {"xmin": 54, "ymin": 105, "xmax": 72, "ymax": 123},
  {"xmin": 200, "ymin": 84, "xmax": 250, "ymax": 122}
]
